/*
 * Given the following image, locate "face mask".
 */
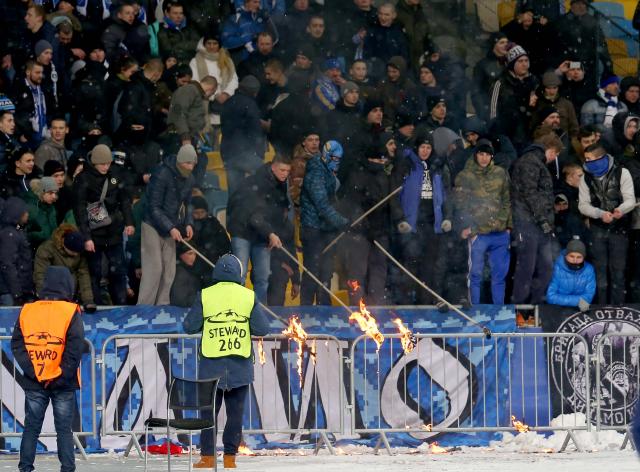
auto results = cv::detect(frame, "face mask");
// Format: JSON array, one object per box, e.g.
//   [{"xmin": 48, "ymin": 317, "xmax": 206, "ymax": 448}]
[
  {"xmin": 566, "ymin": 260, "xmax": 584, "ymax": 271},
  {"xmin": 176, "ymin": 163, "xmax": 193, "ymax": 178},
  {"xmin": 585, "ymin": 154, "xmax": 609, "ymax": 177}
]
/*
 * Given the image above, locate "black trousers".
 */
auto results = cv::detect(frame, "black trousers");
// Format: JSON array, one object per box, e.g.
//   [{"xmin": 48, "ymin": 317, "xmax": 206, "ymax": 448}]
[
  {"xmin": 300, "ymin": 227, "xmax": 335, "ymax": 305},
  {"xmin": 343, "ymin": 234, "xmax": 389, "ymax": 305},
  {"xmin": 511, "ymin": 221, "xmax": 554, "ymax": 304},
  {"xmin": 201, "ymin": 385, "xmax": 249, "ymax": 456},
  {"xmin": 590, "ymin": 225, "xmax": 628, "ymax": 304}
]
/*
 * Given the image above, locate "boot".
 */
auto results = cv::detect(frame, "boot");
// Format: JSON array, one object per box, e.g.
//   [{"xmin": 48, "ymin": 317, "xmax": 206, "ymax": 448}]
[
  {"xmin": 223, "ymin": 454, "xmax": 236, "ymax": 469},
  {"xmin": 194, "ymin": 455, "xmax": 215, "ymax": 468}
]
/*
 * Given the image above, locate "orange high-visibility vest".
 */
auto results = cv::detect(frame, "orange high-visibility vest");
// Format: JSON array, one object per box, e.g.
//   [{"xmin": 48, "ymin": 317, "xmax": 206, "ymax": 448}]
[{"xmin": 19, "ymin": 301, "xmax": 80, "ymax": 382}]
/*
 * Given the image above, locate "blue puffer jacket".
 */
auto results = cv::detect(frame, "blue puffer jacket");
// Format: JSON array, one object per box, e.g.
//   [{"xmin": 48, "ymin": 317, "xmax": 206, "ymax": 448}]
[
  {"xmin": 221, "ymin": 8, "xmax": 269, "ymax": 60},
  {"xmin": 183, "ymin": 254, "xmax": 270, "ymax": 390},
  {"xmin": 546, "ymin": 253, "xmax": 596, "ymax": 307},
  {"xmin": 300, "ymin": 155, "xmax": 348, "ymax": 231}
]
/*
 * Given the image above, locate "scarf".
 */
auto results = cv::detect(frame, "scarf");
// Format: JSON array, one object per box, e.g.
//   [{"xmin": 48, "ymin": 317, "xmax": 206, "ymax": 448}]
[
  {"xmin": 27, "ymin": 79, "xmax": 47, "ymax": 140},
  {"xmin": 163, "ymin": 15, "xmax": 186, "ymax": 31},
  {"xmin": 195, "ymin": 50, "xmax": 232, "ymax": 90},
  {"xmin": 599, "ymin": 89, "xmax": 619, "ymax": 128},
  {"xmin": 585, "ymin": 154, "xmax": 610, "ymax": 178}
]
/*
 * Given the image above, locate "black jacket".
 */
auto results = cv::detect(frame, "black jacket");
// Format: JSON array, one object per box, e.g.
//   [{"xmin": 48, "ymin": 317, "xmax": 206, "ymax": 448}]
[
  {"xmin": 11, "ymin": 266, "xmax": 84, "ymax": 391},
  {"xmin": 323, "ymin": 101, "xmax": 365, "ymax": 183},
  {"xmin": 10, "ymin": 78, "xmax": 55, "ymax": 144},
  {"xmin": 143, "ymin": 155, "xmax": 195, "ymax": 237},
  {"xmin": 192, "ymin": 215, "xmax": 231, "ymax": 285},
  {"xmin": 72, "ymin": 164, "xmax": 134, "ymax": 246},
  {"xmin": 71, "ymin": 62, "xmax": 108, "ymax": 138},
  {"xmin": 101, "ymin": 17, "xmax": 150, "ymax": 64},
  {"xmin": 227, "ymin": 163, "xmax": 293, "ymax": 244},
  {"xmin": 116, "ymin": 71, "xmax": 157, "ymax": 143},
  {"xmin": 0, "ymin": 197, "xmax": 34, "ymax": 300},
  {"xmin": 220, "ymin": 91, "xmax": 264, "ymax": 171},
  {"xmin": 0, "ymin": 167, "xmax": 33, "ymax": 200},
  {"xmin": 472, "ymin": 50, "xmax": 506, "ymax": 120}
]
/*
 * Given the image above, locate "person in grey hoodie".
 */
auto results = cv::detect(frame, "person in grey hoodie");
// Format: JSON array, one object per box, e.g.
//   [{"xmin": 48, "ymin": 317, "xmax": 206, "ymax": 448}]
[{"xmin": 34, "ymin": 117, "xmax": 70, "ymax": 171}]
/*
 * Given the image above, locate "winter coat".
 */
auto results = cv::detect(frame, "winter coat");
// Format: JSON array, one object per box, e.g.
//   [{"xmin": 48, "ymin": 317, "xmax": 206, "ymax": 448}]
[
  {"xmin": 0, "ymin": 132, "xmax": 18, "ymax": 174},
  {"xmin": 180, "ymin": 0, "xmax": 231, "ymax": 36},
  {"xmin": 236, "ymin": 51, "xmax": 276, "ymax": 84},
  {"xmin": 10, "ymin": 79, "xmax": 55, "ymax": 146},
  {"xmin": 376, "ymin": 58, "xmax": 417, "ymax": 128},
  {"xmin": 399, "ymin": 149, "xmax": 451, "ymax": 233},
  {"xmin": 268, "ymin": 92, "xmax": 314, "ymax": 157},
  {"xmin": 533, "ymin": 91, "xmax": 579, "ymax": 138},
  {"xmin": 227, "ymin": 163, "xmax": 293, "ymax": 244},
  {"xmin": 0, "ymin": 168, "xmax": 33, "ymax": 200},
  {"xmin": 11, "ymin": 266, "xmax": 84, "ymax": 391},
  {"xmin": 420, "ymin": 53, "xmax": 467, "ymax": 126},
  {"xmin": 192, "ymin": 215, "xmax": 231, "ymax": 283},
  {"xmin": 581, "ymin": 91, "xmax": 628, "ymax": 131},
  {"xmin": 289, "ymin": 146, "xmax": 318, "ymax": 207},
  {"xmin": 33, "ymin": 224, "xmax": 94, "ymax": 305},
  {"xmin": 72, "ymin": 164, "xmax": 134, "ymax": 246},
  {"xmin": 101, "ymin": 18, "xmax": 150, "ymax": 64},
  {"xmin": 24, "ymin": 190, "xmax": 58, "ymax": 250},
  {"xmin": 34, "ymin": 139, "xmax": 68, "ymax": 171},
  {"xmin": 183, "ymin": 258, "xmax": 270, "ymax": 390},
  {"xmin": 454, "ymin": 157, "xmax": 512, "ymax": 236},
  {"xmin": 220, "ymin": 90, "xmax": 265, "ymax": 172},
  {"xmin": 363, "ymin": 22, "xmax": 409, "ymax": 65},
  {"xmin": 619, "ymin": 151, "xmax": 640, "ymax": 229},
  {"xmin": 116, "ymin": 71, "xmax": 157, "ymax": 141},
  {"xmin": 323, "ymin": 101, "xmax": 365, "ymax": 183},
  {"xmin": 560, "ymin": 77, "xmax": 595, "ymax": 114},
  {"xmin": 472, "ymin": 50, "xmax": 506, "ymax": 120},
  {"xmin": 157, "ymin": 21, "xmax": 199, "ymax": 63},
  {"xmin": 490, "ymin": 71, "xmax": 539, "ymax": 149},
  {"xmin": 553, "ymin": 181, "xmax": 589, "ymax": 246},
  {"xmin": 143, "ymin": 155, "xmax": 195, "ymax": 237},
  {"xmin": 510, "ymin": 144, "xmax": 555, "ymax": 229},
  {"xmin": 601, "ymin": 112, "xmax": 638, "ymax": 159},
  {"xmin": 501, "ymin": 19, "xmax": 550, "ymax": 74},
  {"xmin": 404, "ymin": 84, "xmax": 446, "ymax": 125},
  {"xmin": 0, "ymin": 197, "xmax": 33, "ymax": 300},
  {"xmin": 395, "ymin": 0, "xmax": 430, "ymax": 67},
  {"xmin": 167, "ymin": 81, "xmax": 208, "ymax": 141},
  {"xmin": 170, "ymin": 261, "xmax": 203, "ymax": 308},
  {"xmin": 70, "ymin": 62, "xmax": 108, "ymax": 137},
  {"xmin": 221, "ymin": 8, "xmax": 271, "ymax": 62},
  {"xmin": 300, "ymin": 155, "xmax": 348, "ymax": 231},
  {"xmin": 546, "ymin": 253, "xmax": 596, "ymax": 307}
]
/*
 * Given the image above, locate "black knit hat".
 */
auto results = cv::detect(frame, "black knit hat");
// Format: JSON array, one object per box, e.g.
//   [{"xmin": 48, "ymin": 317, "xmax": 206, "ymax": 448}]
[
  {"xmin": 474, "ymin": 138, "xmax": 494, "ymax": 156},
  {"xmin": 192, "ymin": 195, "xmax": 209, "ymax": 212},
  {"xmin": 43, "ymin": 160, "xmax": 65, "ymax": 176}
]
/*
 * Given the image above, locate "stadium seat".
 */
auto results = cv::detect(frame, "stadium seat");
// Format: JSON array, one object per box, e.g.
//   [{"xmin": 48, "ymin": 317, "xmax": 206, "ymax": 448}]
[
  {"xmin": 612, "ymin": 56, "xmax": 639, "ymax": 76},
  {"xmin": 497, "ymin": 0, "xmax": 516, "ymax": 28},
  {"xmin": 606, "ymin": 38, "xmax": 629, "ymax": 56},
  {"xmin": 200, "ymin": 171, "xmax": 220, "ymax": 191},
  {"xmin": 203, "ymin": 189, "xmax": 228, "ymax": 217},
  {"xmin": 592, "ymin": 1, "xmax": 626, "ymax": 19}
]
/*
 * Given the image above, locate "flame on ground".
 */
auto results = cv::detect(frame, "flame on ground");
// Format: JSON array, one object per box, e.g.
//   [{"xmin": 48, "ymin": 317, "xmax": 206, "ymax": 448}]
[
  {"xmin": 511, "ymin": 415, "xmax": 530, "ymax": 433},
  {"xmin": 421, "ymin": 423, "xmax": 432, "ymax": 432},
  {"xmin": 257, "ymin": 338, "xmax": 266, "ymax": 365},
  {"xmin": 349, "ymin": 299, "xmax": 384, "ymax": 350},
  {"xmin": 237, "ymin": 445, "xmax": 255, "ymax": 456},
  {"xmin": 429, "ymin": 442, "xmax": 448, "ymax": 454},
  {"xmin": 335, "ymin": 447, "xmax": 346, "ymax": 455},
  {"xmin": 282, "ymin": 315, "xmax": 309, "ymax": 387},
  {"xmin": 392, "ymin": 318, "xmax": 416, "ymax": 353}
]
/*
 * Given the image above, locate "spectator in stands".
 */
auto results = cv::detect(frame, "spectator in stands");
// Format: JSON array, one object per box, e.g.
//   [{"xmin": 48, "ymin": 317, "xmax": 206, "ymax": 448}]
[
  {"xmin": 601, "ymin": 112, "xmax": 639, "ymax": 160},
  {"xmin": 286, "ymin": 45, "xmax": 315, "ymax": 94},
  {"xmin": 237, "ymin": 31, "xmax": 277, "ymax": 85},
  {"xmin": 298, "ymin": 14, "xmax": 333, "ymax": 65},
  {"xmin": 581, "ymin": 75, "xmax": 627, "ymax": 131},
  {"xmin": 189, "ymin": 27, "xmax": 239, "ymax": 145},
  {"xmin": 157, "ymin": 1, "xmax": 199, "ymax": 64},
  {"xmin": 35, "ymin": 117, "xmax": 69, "ymax": 170},
  {"xmin": 101, "ymin": 1, "xmax": 150, "ymax": 64},
  {"xmin": 33, "ymin": 40, "xmax": 60, "ymax": 117},
  {"xmin": 220, "ymin": 75, "xmax": 264, "ymax": 197},
  {"xmin": 347, "ymin": 60, "xmax": 377, "ymax": 102},
  {"xmin": 190, "ymin": 196, "xmax": 231, "ymax": 284},
  {"xmin": 24, "ymin": 5, "xmax": 56, "ymax": 56},
  {"xmin": 363, "ymin": 3, "xmax": 408, "ymax": 76},
  {"xmin": 33, "ymin": 224, "xmax": 95, "ymax": 311},
  {"xmin": 300, "ymin": 140, "xmax": 348, "ymax": 305},
  {"xmin": 73, "ymin": 144, "xmax": 134, "ymax": 305},
  {"xmin": 416, "ymin": 97, "xmax": 456, "ymax": 136},
  {"xmin": 579, "ymin": 143, "xmax": 635, "ymax": 304},
  {"xmin": 25, "ymin": 177, "xmax": 59, "ymax": 250},
  {"xmin": 221, "ymin": 0, "xmax": 275, "ymax": 63},
  {"xmin": 104, "ymin": 57, "xmax": 139, "ymax": 134},
  {"xmin": 0, "ymin": 101, "xmax": 18, "ymax": 173},
  {"xmin": 455, "ymin": 139, "xmax": 512, "ymax": 305},
  {"xmin": 559, "ymin": 60, "xmax": 594, "ymax": 114},
  {"xmin": 311, "ymin": 57, "xmax": 345, "ymax": 115},
  {"xmin": 490, "ymin": 44, "xmax": 539, "ymax": 151},
  {"xmin": 546, "ymin": 238, "xmax": 595, "ymax": 311},
  {"xmin": 510, "ymin": 132, "xmax": 564, "ymax": 304},
  {"xmin": 393, "ymin": 110, "xmax": 416, "ymax": 157},
  {"xmin": 170, "ymin": 246, "xmax": 202, "ymax": 308},
  {"xmin": 327, "ymin": 0, "xmax": 377, "ymax": 63},
  {"xmin": 0, "ymin": 197, "xmax": 34, "ymax": 305},
  {"xmin": 396, "ymin": 134, "xmax": 453, "ymax": 306},
  {"xmin": 501, "ymin": 6, "xmax": 550, "ymax": 75},
  {"xmin": 0, "ymin": 148, "xmax": 36, "ymax": 200},
  {"xmin": 621, "ymin": 76, "xmax": 640, "ymax": 115},
  {"xmin": 180, "ymin": 0, "xmax": 231, "ymax": 37},
  {"xmin": 138, "ymin": 143, "xmax": 195, "ymax": 306},
  {"xmin": 11, "ymin": 60, "xmax": 53, "ymax": 149},
  {"xmin": 472, "ymin": 32, "xmax": 509, "ymax": 121},
  {"xmin": 376, "ymin": 56, "xmax": 415, "ymax": 130},
  {"xmin": 290, "ymin": 129, "xmax": 321, "ymax": 208},
  {"xmin": 257, "ymin": 58, "xmax": 288, "ymax": 116},
  {"xmin": 227, "ymin": 155, "xmax": 292, "ymax": 302},
  {"xmin": 572, "ymin": 125, "xmax": 599, "ymax": 162},
  {"xmin": 395, "ymin": 0, "xmax": 430, "ymax": 68},
  {"xmin": 534, "ymin": 71, "xmax": 579, "ymax": 139},
  {"xmin": 553, "ymin": 163, "xmax": 589, "ymax": 249}
]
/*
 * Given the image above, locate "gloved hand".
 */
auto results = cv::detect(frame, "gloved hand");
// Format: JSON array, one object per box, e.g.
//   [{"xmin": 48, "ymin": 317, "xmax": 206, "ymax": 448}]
[
  {"xmin": 84, "ymin": 303, "xmax": 97, "ymax": 314},
  {"xmin": 441, "ymin": 220, "xmax": 452, "ymax": 233},
  {"xmin": 540, "ymin": 221, "xmax": 554, "ymax": 234},
  {"xmin": 397, "ymin": 221, "xmax": 412, "ymax": 234},
  {"xmin": 578, "ymin": 298, "xmax": 590, "ymax": 312},
  {"xmin": 244, "ymin": 42, "xmax": 255, "ymax": 53}
]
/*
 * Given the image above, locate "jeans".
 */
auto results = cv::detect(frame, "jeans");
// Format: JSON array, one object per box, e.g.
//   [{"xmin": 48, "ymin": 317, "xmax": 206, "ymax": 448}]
[
  {"xmin": 87, "ymin": 242, "xmax": 127, "ymax": 305},
  {"xmin": 300, "ymin": 228, "xmax": 335, "ymax": 305},
  {"xmin": 19, "ymin": 389, "xmax": 76, "ymax": 472},
  {"xmin": 468, "ymin": 231, "xmax": 511, "ymax": 304},
  {"xmin": 512, "ymin": 222, "xmax": 554, "ymax": 304},
  {"xmin": 231, "ymin": 237, "xmax": 271, "ymax": 303},
  {"xmin": 200, "ymin": 385, "xmax": 249, "ymax": 456}
]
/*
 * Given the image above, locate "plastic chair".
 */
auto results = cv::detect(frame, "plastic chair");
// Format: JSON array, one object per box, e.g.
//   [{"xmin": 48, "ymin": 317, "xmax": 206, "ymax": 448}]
[
  {"xmin": 497, "ymin": 0, "xmax": 516, "ymax": 28},
  {"xmin": 143, "ymin": 376, "xmax": 221, "ymax": 472}
]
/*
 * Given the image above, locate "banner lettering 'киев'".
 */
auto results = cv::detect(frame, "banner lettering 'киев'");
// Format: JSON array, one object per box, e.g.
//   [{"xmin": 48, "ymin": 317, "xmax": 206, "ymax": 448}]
[
  {"xmin": 540, "ymin": 304, "xmax": 640, "ymax": 427},
  {"xmin": 0, "ymin": 305, "xmax": 516, "ymax": 451}
]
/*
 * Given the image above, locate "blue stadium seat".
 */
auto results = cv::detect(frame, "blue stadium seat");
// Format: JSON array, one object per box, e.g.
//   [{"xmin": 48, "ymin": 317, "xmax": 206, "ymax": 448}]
[{"xmin": 592, "ymin": 1, "xmax": 626, "ymax": 19}]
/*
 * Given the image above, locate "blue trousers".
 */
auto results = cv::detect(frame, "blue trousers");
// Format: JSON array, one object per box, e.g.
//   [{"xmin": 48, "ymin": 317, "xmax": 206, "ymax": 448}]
[
  {"xmin": 467, "ymin": 231, "xmax": 511, "ymax": 304},
  {"xmin": 200, "ymin": 385, "xmax": 249, "ymax": 456},
  {"xmin": 231, "ymin": 237, "xmax": 271, "ymax": 303},
  {"xmin": 19, "ymin": 389, "xmax": 76, "ymax": 472}
]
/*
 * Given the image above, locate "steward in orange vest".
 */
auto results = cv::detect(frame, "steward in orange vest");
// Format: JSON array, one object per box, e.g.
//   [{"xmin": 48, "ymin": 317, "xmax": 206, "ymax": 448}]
[{"xmin": 11, "ymin": 266, "xmax": 85, "ymax": 391}]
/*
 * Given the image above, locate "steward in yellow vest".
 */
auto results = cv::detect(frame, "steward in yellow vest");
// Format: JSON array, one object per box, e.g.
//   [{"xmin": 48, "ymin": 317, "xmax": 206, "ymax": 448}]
[
  {"xmin": 184, "ymin": 254, "xmax": 270, "ymax": 469},
  {"xmin": 11, "ymin": 266, "xmax": 85, "ymax": 472}
]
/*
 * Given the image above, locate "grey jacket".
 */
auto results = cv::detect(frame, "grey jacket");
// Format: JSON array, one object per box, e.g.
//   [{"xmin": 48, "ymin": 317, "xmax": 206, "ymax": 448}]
[
  {"xmin": 35, "ymin": 139, "xmax": 68, "ymax": 170},
  {"xmin": 183, "ymin": 254, "xmax": 270, "ymax": 390},
  {"xmin": 167, "ymin": 81, "xmax": 208, "ymax": 142},
  {"xmin": 580, "ymin": 91, "xmax": 628, "ymax": 131}
]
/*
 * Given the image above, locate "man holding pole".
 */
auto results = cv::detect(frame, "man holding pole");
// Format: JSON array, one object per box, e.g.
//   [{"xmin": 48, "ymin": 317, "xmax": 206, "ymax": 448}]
[{"xmin": 184, "ymin": 253, "xmax": 269, "ymax": 469}]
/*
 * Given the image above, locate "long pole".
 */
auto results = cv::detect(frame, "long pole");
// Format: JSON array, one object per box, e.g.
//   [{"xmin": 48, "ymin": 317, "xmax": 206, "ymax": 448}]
[
  {"xmin": 278, "ymin": 246, "xmax": 354, "ymax": 314},
  {"xmin": 372, "ymin": 240, "xmax": 492, "ymax": 339},
  {"xmin": 181, "ymin": 240, "xmax": 289, "ymax": 327},
  {"xmin": 321, "ymin": 186, "xmax": 403, "ymax": 255}
]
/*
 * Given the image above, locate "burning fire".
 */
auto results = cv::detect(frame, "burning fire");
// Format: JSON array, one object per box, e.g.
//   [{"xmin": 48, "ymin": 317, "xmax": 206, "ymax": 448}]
[
  {"xmin": 237, "ymin": 444, "xmax": 255, "ymax": 456},
  {"xmin": 310, "ymin": 340, "xmax": 317, "ymax": 365},
  {"xmin": 392, "ymin": 318, "xmax": 416, "ymax": 353},
  {"xmin": 257, "ymin": 338, "xmax": 266, "ymax": 365},
  {"xmin": 421, "ymin": 424, "xmax": 432, "ymax": 432},
  {"xmin": 282, "ymin": 315, "xmax": 309, "ymax": 387},
  {"xmin": 429, "ymin": 442, "xmax": 448, "ymax": 454},
  {"xmin": 347, "ymin": 279, "xmax": 361, "ymax": 295},
  {"xmin": 511, "ymin": 415, "xmax": 530, "ymax": 433},
  {"xmin": 349, "ymin": 299, "xmax": 384, "ymax": 350}
]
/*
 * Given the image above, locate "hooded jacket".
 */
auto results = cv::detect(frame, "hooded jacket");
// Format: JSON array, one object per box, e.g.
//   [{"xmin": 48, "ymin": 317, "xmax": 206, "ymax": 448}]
[
  {"xmin": 601, "ymin": 112, "xmax": 638, "ymax": 159},
  {"xmin": 33, "ymin": 224, "xmax": 94, "ymax": 305},
  {"xmin": 220, "ymin": 89, "xmax": 265, "ymax": 171},
  {"xmin": 183, "ymin": 254, "xmax": 270, "ymax": 390},
  {"xmin": 156, "ymin": 18, "xmax": 199, "ymax": 63},
  {"xmin": 24, "ymin": 185, "xmax": 58, "ymax": 249},
  {"xmin": 0, "ymin": 197, "xmax": 34, "ymax": 300},
  {"xmin": 300, "ymin": 154, "xmax": 348, "ymax": 231},
  {"xmin": 0, "ymin": 166, "xmax": 34, "ymax": 200},
  {"xmin": 472, "ymin": 48, "xmax": 507, "ymax": 120},
  {"xmin": 580, "ymin": 90, "xmax": 628, "ymax": 131},
  {"xmin": 34, "ymin": 138, "xmax": 68, "ymax": 171},
  {"xmin": 363, "ymin": 21, "xmax": 409, "ymax": 65},
  {"xmin": 376, "ymin": 56, "xmax": 417, "ymax": 128},
  {"xmin": 11, "ymin": 266, "xmax": 85, "ymax": 391},
  {"xmin": 546, "ymin": 252, "xmax": 596, "ymax": 307}
]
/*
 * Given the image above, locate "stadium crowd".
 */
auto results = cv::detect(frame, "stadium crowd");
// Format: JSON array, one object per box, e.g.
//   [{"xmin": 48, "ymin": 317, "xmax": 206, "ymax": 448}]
[{"xmin": 0, "ymin": 0, "xmax": 637, "ymax": 314}]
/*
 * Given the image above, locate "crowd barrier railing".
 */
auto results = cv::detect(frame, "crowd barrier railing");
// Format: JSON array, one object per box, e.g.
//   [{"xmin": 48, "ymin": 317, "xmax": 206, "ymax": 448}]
[{"xmin": 0, "ymin": 336, "xmax": 96, "ymax": 460}]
